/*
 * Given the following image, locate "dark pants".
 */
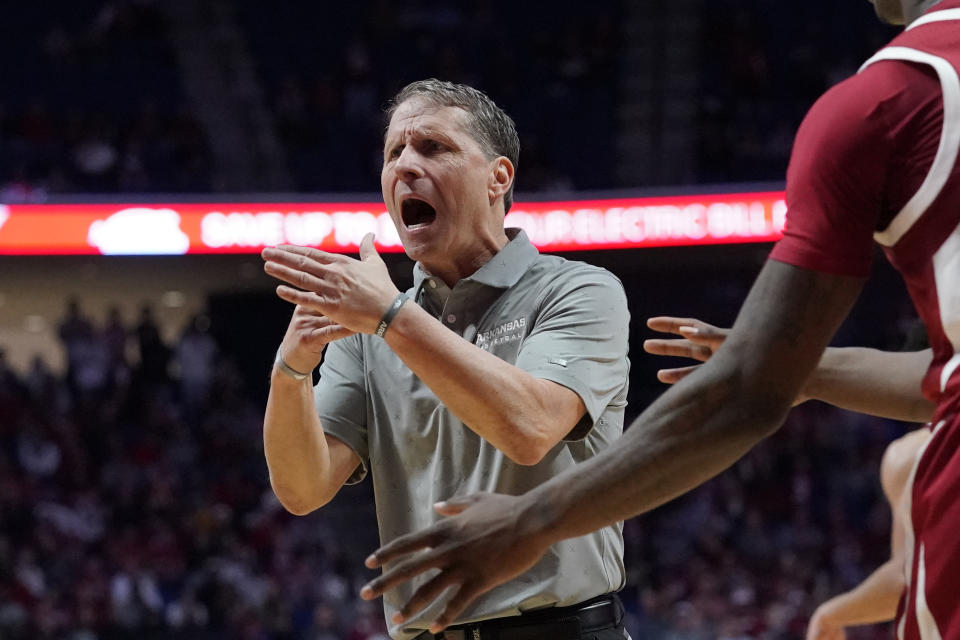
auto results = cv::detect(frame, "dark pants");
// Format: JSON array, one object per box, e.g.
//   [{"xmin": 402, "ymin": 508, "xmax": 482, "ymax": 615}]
[{"xmin": 414, "ymin": 594, "xmax": 629, "ymax": 640}]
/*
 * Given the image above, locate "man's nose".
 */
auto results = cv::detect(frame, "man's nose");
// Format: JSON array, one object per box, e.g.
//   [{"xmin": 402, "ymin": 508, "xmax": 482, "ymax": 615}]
[{"xmin": 394, "ymin": 147, "xmax": 424, "ymax": 180}]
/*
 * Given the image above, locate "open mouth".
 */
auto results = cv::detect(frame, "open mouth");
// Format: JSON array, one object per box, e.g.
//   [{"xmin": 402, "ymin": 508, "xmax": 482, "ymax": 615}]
[{"xmin": 401, "ymin": 198, "xmax": 437, "ymax": 229}]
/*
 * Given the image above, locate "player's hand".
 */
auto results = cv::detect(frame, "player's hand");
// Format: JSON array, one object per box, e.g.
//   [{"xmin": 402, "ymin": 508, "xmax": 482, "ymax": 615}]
[
  {"xmin": 278, "ymin": 304, "xmax": 355, "ymax": 374},
  {"xmin": 262, "ymin": 233, "xmax": 400, "ymax": 334},
  {"xmin": 360, "ymin": 492, "xmax": 554, "ymax": 633},
  {"xmin": 643, "ymin": 316, "xmax": 819, "ymax": 405},
  {"xmin": 643, "ymin": 316, "xmax": 728, "ymax": 383},
  {"xmin": 806, "ymin": 605, "xmax": 846, "ymax": 640}
]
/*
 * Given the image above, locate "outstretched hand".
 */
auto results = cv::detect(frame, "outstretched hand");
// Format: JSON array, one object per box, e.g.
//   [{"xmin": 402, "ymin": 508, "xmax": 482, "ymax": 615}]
[
  {"xmin": 360, "ymin": 492, "xmax": 554, "ymax": 633},
  {"xmin": 643, "ymin": 316, "xmax": 729, "ymax": 384},
  {"xmin": 262, "ymin": 233, "xmax": 400, "ymax": 335}
]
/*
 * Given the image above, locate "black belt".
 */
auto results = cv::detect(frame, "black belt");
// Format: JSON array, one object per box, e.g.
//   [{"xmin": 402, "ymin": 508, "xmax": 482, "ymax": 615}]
[{"xmin": 415, "ymin": 593, "xmax": 624, "ymax": 640}]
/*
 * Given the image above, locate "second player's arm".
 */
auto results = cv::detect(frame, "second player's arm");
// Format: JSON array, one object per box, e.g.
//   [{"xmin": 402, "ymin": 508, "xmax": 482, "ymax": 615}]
[
  {"xmin": 804, "ymin": 347, "xmax": 933, "ymax": 422},
  {"xmin": 806, "ymin": 430, "xmax": 924, "ymax": 638},
  {"xmin": 647, "ymin": 320, "xmax": 934, "ymax": 423}
]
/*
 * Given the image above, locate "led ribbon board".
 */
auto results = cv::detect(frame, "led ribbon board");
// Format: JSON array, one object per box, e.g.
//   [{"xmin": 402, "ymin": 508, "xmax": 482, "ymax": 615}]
[{"xmin": 0, "ymin": 192, "xmax": 786, "ymax": 255}]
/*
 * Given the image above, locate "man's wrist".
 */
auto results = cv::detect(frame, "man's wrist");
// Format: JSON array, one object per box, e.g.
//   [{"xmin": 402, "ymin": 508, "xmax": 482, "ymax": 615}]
[
  {"xmin": 797, "ymin": 349, "xmax": 832, "ymax": 405},
  {"xmin": 375, "ymin": 292, "xmax": 410, "ymax": 338},
  {"xmin": 274, "ymin": 347, "xmax": 312, "ymax": 381}
]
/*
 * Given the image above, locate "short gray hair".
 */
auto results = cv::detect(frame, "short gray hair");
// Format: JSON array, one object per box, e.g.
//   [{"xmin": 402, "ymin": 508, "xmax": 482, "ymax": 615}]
[{"xmin": 385, "ymin": 79, "xmax": 520, "ymax": 213}]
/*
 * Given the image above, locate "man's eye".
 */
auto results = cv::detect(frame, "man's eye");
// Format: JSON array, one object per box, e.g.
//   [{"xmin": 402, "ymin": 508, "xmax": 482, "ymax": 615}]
[
  {"xmin": 388, "ymin": 145, "xmax": 403, "ymax": 159},
  {"xmin": 425, "ymin": 141, "xmax": 445, "ymax": 152}
]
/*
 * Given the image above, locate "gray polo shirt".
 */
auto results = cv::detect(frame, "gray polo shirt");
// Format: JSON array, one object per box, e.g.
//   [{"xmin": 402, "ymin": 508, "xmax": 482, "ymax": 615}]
[{"xmin": 315, "ymin": 229, "xmax": 630, "ymax": 639}]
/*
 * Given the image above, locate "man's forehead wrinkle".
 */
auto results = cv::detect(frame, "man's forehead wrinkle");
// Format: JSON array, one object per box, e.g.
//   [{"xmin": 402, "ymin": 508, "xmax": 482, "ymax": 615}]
[
  {"xmin": 386, "ymin": 112, "xmax": 470, "ymax": 149},
  {"xmin": 390, "ymin": 101, "xmax": 471, "ymax": 132}
]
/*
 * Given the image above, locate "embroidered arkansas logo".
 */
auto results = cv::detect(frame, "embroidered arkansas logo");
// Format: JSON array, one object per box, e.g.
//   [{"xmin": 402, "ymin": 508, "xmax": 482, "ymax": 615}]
[{"xmin": 475, "ymin": 317, "xmax": 527, "ymax": 350}]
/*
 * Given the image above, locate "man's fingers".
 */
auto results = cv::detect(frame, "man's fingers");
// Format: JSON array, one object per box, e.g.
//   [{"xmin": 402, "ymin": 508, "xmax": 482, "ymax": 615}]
[
  {"xmin": 656, "ymin": 365, "xmax": 699, "ymax": 384},
  {"xmin": 276, "ymin": 285, "xmax": 327, "ymax": 310},
  {"xmin": 364, "ymin": 527, "xmax": 445, "ymax": 570},
  {"xmin": 643, "ymin": 338, "xmax": 713, "ymax": 362},
  {"xmin": 359, "ymin": 233, "xmax": 381, "ymax": 262},
  {"xmin": 310, "ymin": 323, "xmax": 354, "ymax": 342},
  {"xmin": 434, "ymin": 502, "xmax": 468, "ymax": 516},
  {"xmin": 646, "ymin": 316, "xmax": 702, "ymax": 335},
  {"xmin": 647, "ymin": 316, "xmax": 726, "ymax": 340},
  {"xmin": 678, "ymin": 324, "xmax": 728, "ymax": 347},
  {"xmin": 433, "ymin": 493, "xmax": 485, "ymax": 516},
  {"xmin": 361, "ymin": 549, "xmax": 445, "ymax": 600},
  {"xmin": 644, "ymin": 338, "xmax": 695, "ymax": 357},
  {"xmin": 264, "ymin": 259, "xmax": 329, "ymax": 293},
  {"xmin": 295, "ymin": 311, "xmax": 337, "ymax": 328},
  {"xmin": 392, "ymin": 573, "xmax": 462, "ymax": 624},
  {"xmin": 428, "ymin": 583, "xmax": 483, "ymax": 633},
  {"xmin": 264, "ymin": 244, "xmax": 343, "ymax": 265}
]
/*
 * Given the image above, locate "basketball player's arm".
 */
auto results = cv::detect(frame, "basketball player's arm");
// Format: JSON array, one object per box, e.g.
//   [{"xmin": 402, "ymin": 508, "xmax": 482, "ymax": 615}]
[
  {"xmin": 263, "ymin": 306, "xmax": 361, "ymax": 515},
  {"xmin": 806, "ymin": 557, "xmax": 904, "ymax": 638},
  {"xmin": 645, "ymin": 319, "xmax": 934, "ymax": 422},
  {"xmin": 806, "ymin": 431, "xmax": 924, "ymax": 638},
  {"xmin": 262, "ymin": 237, "xmax": 593, "ymax": 466},
  {"xmin": 804, "ymin": 347, "xmax": 933, "ymax": 422},
  {"xmin": 363, "ymin": 260, "xmax": 865, "ymax": 629}
]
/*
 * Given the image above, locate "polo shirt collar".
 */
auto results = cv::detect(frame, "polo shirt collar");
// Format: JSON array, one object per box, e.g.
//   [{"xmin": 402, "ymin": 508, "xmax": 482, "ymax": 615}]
[{"xmin": 412, "ymin": 228, "xmax": 539, "ymax": 296}]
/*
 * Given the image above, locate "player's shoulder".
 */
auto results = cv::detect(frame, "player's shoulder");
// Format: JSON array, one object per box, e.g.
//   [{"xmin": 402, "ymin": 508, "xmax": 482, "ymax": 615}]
[
  {"xmin": 806, "ymin": 59, "xmax": 937, "ymax": 130},
  {"xmin": 527, "ymin": 253, "xmax": 625, "ymax": 291}
]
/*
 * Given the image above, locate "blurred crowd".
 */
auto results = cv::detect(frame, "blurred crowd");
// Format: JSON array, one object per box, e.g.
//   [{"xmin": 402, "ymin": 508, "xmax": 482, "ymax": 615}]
[
  {"xmin": 0, "ymin": 300, "xmax": 387, "ymax": 640},
  {"xmin": 242, "ymin": 0, "xmax": 620, "ymax": 192},
  {"xmin": 0, "ymin": 0, "xmax": 898, "ymax": 199},
  {"xmin": 0, "ymin": 1, "xmax": 210, "ymax": 200},
  {"xmin": 0, "ymin": 295, "xmax": 911, "ymax": 639},
  {"xmin": 697, "ymin": 0, "xmax": 897, "ymax": 183}
]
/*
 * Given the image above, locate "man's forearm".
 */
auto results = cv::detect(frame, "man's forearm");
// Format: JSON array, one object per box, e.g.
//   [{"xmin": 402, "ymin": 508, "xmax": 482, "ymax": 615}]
[
  {"xmin": 264, "ymin": 369, "xmax": 338, "ymax": 514},
  {"xmin": 806, "ymin": 347, "xmax": 934, "ymax": 422},
  {"xmin": 383, "ymin": 303, "xmax": 581, "ymax": 464}
]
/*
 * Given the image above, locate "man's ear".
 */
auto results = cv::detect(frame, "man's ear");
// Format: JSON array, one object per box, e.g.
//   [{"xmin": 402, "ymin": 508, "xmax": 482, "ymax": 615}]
[{"xmin": 488, "ymin": 156, "xmax": 515, "ymax": 205}]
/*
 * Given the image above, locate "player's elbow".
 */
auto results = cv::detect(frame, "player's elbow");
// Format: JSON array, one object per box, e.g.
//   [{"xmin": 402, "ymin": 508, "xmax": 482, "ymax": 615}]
[
  {"xmin": 505, "ymin": 443, "xmax": 549, "ymax": 466},
  {"xmin": 500, "ymin": 420, "xmax": 560, "ymax": 466},
  {"xmin": 739, "ymin": 391, "xmax": 793, "ymax": 441},
  {"xmin": 270, "ymin": 481, "xmax": 327, "ymax": 516}
]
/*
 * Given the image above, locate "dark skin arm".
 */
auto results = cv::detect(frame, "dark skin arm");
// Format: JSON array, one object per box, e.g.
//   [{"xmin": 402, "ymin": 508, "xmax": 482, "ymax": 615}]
[
  {"xmin": 643, "ymin": 317, "xmax": 935, "ymax": 422},
  {"xmin": 361, "ymin": 260, "xmax": 865, "ymax": 632}
]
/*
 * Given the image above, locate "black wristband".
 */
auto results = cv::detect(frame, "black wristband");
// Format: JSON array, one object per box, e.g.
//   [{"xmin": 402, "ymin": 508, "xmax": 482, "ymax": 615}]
[{"xmin": 375, "ymin": 292, "xmax": 410, "ymax": 338}]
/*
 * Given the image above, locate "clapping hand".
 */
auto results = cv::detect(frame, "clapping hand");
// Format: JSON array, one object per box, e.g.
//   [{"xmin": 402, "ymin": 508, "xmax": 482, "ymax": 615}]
[{"xmin": 262, "ymin": 233, "xmax": 400, "ymax": 335}]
